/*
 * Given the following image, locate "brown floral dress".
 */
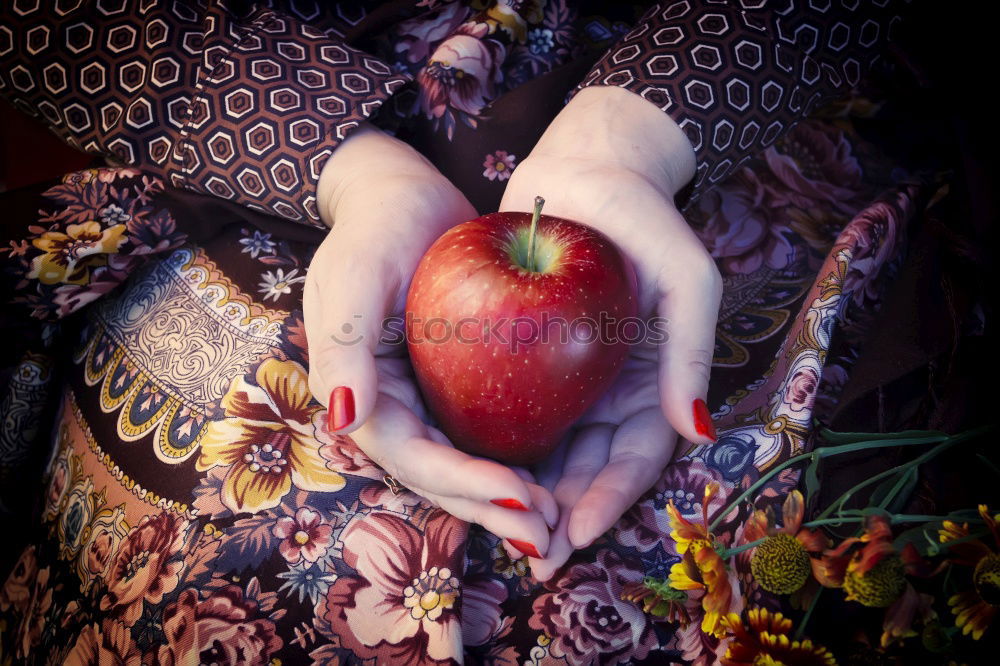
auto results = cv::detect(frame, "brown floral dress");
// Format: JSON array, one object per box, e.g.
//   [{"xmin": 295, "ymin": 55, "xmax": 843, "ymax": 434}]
[{"xmin": 0, "ymin": 1, "xmax": 961, "ymax": 665}]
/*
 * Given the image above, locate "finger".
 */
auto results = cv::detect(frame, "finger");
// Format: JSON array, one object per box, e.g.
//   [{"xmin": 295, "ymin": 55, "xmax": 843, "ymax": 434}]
[
  {"xmin": 418, "ymin": 491, "xmax": 551, "ymax": 559},
  {"xmin": 479, "ymin": 471, "xmax": 557, "ymax": 529},
  {"xmin": 568, "ymin": 407, "xmax": 675, "ymax": 548},
  {"xmin": 526, "ymin": 482, "xmax": 559, "ymax": 530},
  {"xmin": 304, "ymin": 234, "xmax": 395, "ymax": 434},
  {"xmin": 376, "ymin": 358, "xmax": 429, "ymax": 423},
  {"xmin": 510, "ymin": 467, "xmax": 537, "ymax": 484},
  {"xmin": 529, "ymin": 425, "xmax": 613, "ymax": 581},
  {"xmin": 655, "ymin": 247, "xmax": 722, "ymax": 445},
  {"xmin": 351, "ymin": 391, "xmax": 536, "ymax": 510},
  {"xmin": 503, "ymin": 539, "xmax": 524, "ymax": 561},
  {"xmin": 425, "ymin": 425, "xmax": 451, "ymax": 446}
]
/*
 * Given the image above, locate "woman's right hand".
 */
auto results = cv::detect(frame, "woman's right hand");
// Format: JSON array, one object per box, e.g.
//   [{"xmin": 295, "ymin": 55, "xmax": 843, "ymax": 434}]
[{"xmin": 305, "ymin": 125, "xmax": 556, "ymax": 557}]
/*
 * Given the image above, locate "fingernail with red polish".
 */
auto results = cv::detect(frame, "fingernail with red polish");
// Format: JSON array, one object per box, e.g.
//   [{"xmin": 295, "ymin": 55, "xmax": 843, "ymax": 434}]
[
  {"xmin": 329, "ymin": 386, "xmax": 355, "ymax": 431},
  {"xmin": 491, "ymin": 498, "xmax": 530, "ymax": 511},
  {"xmin": 507, "ymin": 539, "xmax": 542, "ymax": 559},
  {"xmin": 693, "ymin": 398, "xmax": 717, "ymax": 442}
]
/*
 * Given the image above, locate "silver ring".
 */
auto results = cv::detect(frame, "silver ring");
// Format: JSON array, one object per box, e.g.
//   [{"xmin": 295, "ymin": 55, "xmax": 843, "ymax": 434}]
[{"xmin": 383, "ymin": 474, "xmax": 405, "ymax": 495}]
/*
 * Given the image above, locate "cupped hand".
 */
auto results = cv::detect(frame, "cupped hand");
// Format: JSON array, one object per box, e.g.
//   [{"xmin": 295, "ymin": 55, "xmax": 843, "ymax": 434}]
[
  {"xmin": 305, "ymin": 124, "xmax": 556, "ymax": 556},
  {"xmin": 498, "ymin": 87, "xmax": 722, "ymax": 579}
]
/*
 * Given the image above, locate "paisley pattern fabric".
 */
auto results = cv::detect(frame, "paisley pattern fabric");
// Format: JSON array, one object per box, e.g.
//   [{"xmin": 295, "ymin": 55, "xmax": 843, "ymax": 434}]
[{"xmin": 0, "ymin": 1, "xmax": 934, "ymax": 664}]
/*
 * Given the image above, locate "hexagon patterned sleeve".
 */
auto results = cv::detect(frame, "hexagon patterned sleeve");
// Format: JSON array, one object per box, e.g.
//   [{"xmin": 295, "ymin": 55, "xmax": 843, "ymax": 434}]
[
  {"xmin": 575, "ymin": 0, "xmax": 906, "ymax": 196},
  {"xmin": 0, "ymin": 1, "xmax": 409, "ymax": 226}
]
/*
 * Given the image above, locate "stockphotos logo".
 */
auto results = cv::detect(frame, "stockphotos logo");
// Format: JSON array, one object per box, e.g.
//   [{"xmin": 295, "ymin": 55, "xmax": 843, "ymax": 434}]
[{"xmin": 330, "ymin": 312, "xmax": 669, "ymax": 353}]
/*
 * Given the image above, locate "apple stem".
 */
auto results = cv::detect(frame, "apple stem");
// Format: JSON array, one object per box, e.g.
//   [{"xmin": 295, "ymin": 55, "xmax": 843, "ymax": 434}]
[{"xmin": 526, "ymin": 196, "xmax": 544, "ymax": 272}]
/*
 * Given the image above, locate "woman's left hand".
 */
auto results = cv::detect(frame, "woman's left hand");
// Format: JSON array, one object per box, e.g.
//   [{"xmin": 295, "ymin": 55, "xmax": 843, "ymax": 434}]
[{"xmin": 498, "ymin": 86, "xmax": 722, "ymax": 580}]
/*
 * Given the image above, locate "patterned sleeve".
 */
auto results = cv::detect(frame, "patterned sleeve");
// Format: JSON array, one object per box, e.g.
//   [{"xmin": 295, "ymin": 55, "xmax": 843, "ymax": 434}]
[
  {"xmin": 0, "ymin": 1, "xmax": 409, "ymax": 226},
  {"xmin": 575, "ymin": 0, "xmax": 906, "ymax": 194}
]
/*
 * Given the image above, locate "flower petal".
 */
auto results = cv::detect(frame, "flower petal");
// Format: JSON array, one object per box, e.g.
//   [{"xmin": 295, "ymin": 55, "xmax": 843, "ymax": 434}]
[
  {"xmin": 288, "ymin": 435, "xmax": 346, "ymax": 493},
  {"xmin": 197, "ymin": 420, "xmax": 281, "ymax": 471},
  {"xmin": 796, "ymin": 528, "xmax": 829, "ymax": 554},
  {"xmin": 743, "ymin": 509, "xmax": 771, "ymax": 543},
  {"xmin": 255, "ymin": 358, "xmax": 314, "ymax": 425},
  {"xmin": 781, "ymin": 490, "xmax": 805, "ymax": 534},
  {"xmin": 222, "ymin": 462, "xmax": 291, "ymax": 513},
  {"xmin": 220, "ymin": 385, "xmax": 280, "ymax": 423},
  {"xmin": 338, "ymin": 512, "xmax": 423, "ymax": 645}
]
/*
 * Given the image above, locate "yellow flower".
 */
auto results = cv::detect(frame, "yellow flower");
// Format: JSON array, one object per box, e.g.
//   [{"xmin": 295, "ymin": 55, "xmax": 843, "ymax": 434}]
[
  {"xmin": 666, "ymin": 482, "xmax": 734, "ymax": 638},
  {"xmin": 743, "ymin": 490, "xmax": 828, "ymax": 595},
  {"xmin": 842, "ymin": 555, "xmax": 905, "ymax": 608},
  {"xmin": 941, "ymin": 505, "xmax": 1000, "ymax": 640},
  {"xmin": 28, "ymin": 221, "xmax": 127, "ymax": 285},
  {"xmin": 196, "ymin": 358, "xmax": 345, "ymax": 513},
  {"xmin": 476, "ymin": 0, "xmax": 544, "ymax": 43},
  {"xmin": 721, "ymin": 607, "xmax": 837, "ymax": 666}
]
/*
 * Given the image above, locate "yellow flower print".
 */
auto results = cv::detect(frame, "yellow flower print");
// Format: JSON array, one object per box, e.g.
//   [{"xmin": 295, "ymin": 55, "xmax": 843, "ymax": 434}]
[
  {"xmin": 197, "ymin": 358, "xmax": 345, "ymax": 514},
  {"xmin": 478, "ymin": 0, "xmax": 544, "ymax": 43},
  {"xmin": 28, "ymin": 221, "xmax": 127, "ymax": 285}
]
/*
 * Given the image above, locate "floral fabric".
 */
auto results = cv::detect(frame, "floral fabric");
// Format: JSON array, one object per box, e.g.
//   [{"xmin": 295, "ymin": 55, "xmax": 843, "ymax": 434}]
[
  {"xmin": 0, "ymin": 1, "xmax": 932, "ymax": 665},
  {"xmin": 0, "ymin": 114, "xmax": 933, "ymax": 663}
]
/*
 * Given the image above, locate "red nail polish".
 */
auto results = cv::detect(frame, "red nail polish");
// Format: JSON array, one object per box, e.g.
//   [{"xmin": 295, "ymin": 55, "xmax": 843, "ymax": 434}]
[
  {"xmin": 693, "ymin": 398, "xmax": 717, "ymax": 442},
  {"xmin": 491, "ymin": 498, "xmax": 530, "ymax": 511},
  {"xmin": 329, "ymin": 386, "xmax": 355, "ymax": 431},
  {"xmin": 507, "ymin": 539, "xmax": 542, "ymax": 559}
]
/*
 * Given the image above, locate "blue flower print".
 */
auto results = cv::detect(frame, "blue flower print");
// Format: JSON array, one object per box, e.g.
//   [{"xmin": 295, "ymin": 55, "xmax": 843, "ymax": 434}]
[
  {"xmin": 99, "ymin": 204, "xmax": 130, "ymax": 224},
  {"xmin": 527, "ymin": 28, "xmax": 554, "ymax": 54},
  {"xmin": 240, "ymin": 229, "xmax": 277, "ymax": 259},
  {"xmin": 704, "ymin": 431, "xmax": 757, "ymax": 482}
]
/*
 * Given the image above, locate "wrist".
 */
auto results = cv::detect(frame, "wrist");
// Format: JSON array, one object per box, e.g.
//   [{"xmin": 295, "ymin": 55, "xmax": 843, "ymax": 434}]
[{"xmin": 530, "ymin": 86, "xmax": 696, "ymax": 196}]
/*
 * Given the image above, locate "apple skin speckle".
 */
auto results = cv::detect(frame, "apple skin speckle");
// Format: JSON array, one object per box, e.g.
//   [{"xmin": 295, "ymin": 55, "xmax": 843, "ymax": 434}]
[{"xmin": 405, "ymin": 210, "xmax": 638, "ymax": 466}]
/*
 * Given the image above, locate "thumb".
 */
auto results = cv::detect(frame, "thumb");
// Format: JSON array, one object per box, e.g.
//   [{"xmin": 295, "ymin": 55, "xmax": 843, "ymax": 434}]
[
  {"xmin": 304, "ymin": 231, "xmax": 397, "ymax": 435},
  {"xmin": 656, "ymin": 245, "xmax": 722, "ymax": 445}
]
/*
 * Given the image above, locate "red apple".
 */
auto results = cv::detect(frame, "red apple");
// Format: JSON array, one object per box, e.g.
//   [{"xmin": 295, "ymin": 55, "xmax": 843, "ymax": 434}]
[{"xmin": 405, "ymin": 198, "xmax": 638, "ymax": 465}]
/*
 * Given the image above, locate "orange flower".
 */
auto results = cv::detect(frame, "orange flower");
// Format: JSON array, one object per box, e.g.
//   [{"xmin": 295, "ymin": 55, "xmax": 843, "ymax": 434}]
[
  {"xmin": 941, "ymin": 505, "xmax": 1000, "ymax": 640},
  {"xmin": 721, "ymin": 607, "xmax": 836, "ymax": 666},
  {"xmin": 666, "ymin": 482, "xmax": 735, "ymax": 638},
  {"xmin": 742, "ymin": 490, "xmax": 828, "ymax": 595},
  {"xmin": 819, "ymin": 512, "xmax": 940, "ymax": 647},
  {"xmin": 818, "ymin": 514, "xmax": 903, "ymax": 601}
]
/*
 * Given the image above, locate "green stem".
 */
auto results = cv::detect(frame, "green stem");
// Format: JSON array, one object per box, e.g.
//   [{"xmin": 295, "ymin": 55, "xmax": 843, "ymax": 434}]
[
  {"xmin": 814, "ymin": 436, "xmax": 966, "ymax": 521},
  {"xmin": 708, "ymin": 436, "xmax": 938, "ymax": 532},
  {"xmin": 718, "ymin": 537, "xmax": 767, "ymax": 559},
  {"xmin": 977, "ymin": 453, "xmax": 1000, "ymax": 481},
  {"xmin": 803, "ymin": 514, "xmax": 979, "ymax": 529},
  {"xmin": 526, "ymin": 196, "xmax": 544, "ymax": 272},
  {"xmin": 707, "ymin": 425, "xmax": 992, "ymax": 533},
  {"xmin": 795, "ymin": 587, "xmax": 823, "ymax": 640},
  {"xmin": 814, "ymin": 463, "xmax": 913, "ymax": 521},
  {"xmin": 877, "ymin": 467, "xmax": 917, "ymax": 511}
]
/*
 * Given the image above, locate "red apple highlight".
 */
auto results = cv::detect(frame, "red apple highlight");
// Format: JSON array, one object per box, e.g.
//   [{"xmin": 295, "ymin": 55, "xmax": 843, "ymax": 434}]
[{"xmin": 406, "ymin": 198, "xmax": 638, "ymax": 465}]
